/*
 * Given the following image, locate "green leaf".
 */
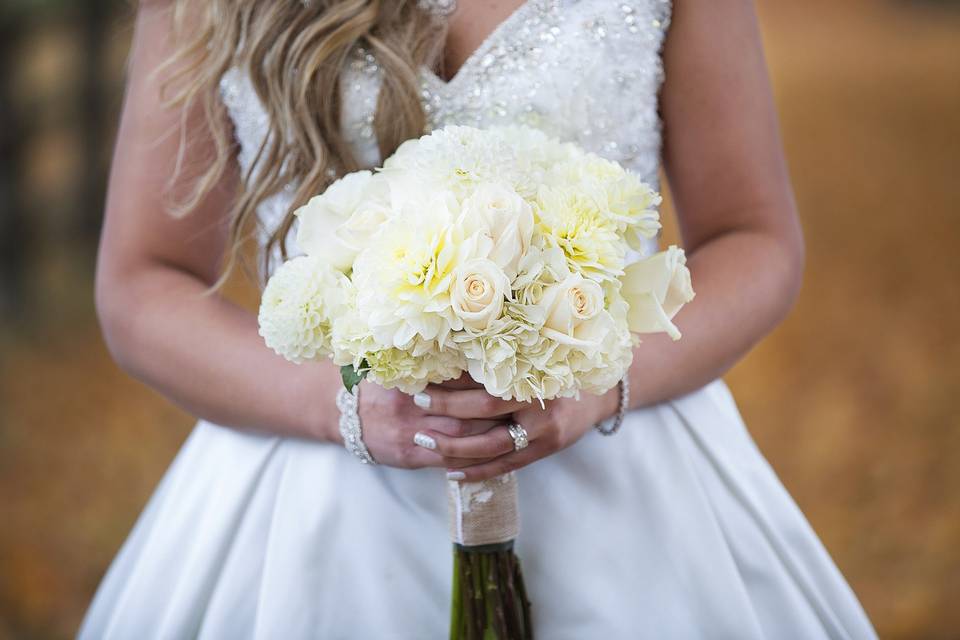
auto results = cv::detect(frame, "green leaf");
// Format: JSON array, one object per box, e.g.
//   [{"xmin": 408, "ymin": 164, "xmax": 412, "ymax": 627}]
[{"xmin": 340, "ymin": 362, "xmax": 368, "ymax": 392}]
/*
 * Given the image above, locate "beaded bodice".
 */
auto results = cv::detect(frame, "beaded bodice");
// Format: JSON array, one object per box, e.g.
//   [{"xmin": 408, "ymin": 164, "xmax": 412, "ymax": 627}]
[{"xmin": 220, "ymin": 0, "xmax": 672, "ymax": 271}]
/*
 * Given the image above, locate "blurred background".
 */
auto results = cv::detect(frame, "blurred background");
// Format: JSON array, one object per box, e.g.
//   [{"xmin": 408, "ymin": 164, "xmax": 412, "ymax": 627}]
[{"xmin": 1, "ymin": 0, "xmax": 958, "ymax": 637}]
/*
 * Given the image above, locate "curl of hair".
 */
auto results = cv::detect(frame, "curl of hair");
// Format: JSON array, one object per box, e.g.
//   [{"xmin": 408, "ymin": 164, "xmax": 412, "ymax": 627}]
[{"xmin": 158, "ymin": 0, "xmax": 444, "ymax": 285}]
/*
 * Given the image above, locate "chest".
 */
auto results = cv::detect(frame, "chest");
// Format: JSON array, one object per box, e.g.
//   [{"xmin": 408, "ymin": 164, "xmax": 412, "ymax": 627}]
[{"xmin": 439, "ymin": 0, "xmax": 530, "ymax": 82}]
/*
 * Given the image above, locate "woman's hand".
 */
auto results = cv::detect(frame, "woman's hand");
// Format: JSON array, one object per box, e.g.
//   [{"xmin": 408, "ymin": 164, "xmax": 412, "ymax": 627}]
[
  {"xmin": 413, "ymin": 385, "xmax": 619, "ymax": 482},
  {"xmin": 356, "ymin": 381, "xmax": 518, "ymax": 470}
]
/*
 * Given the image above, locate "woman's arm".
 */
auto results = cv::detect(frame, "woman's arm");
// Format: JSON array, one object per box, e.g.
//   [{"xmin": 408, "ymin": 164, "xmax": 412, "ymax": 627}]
[
  {"xmin": 98, "ymin": 4, "xmax": 514, "ymax": 470},
  {"xmin": 627, "ymin": 0, "xmax": 804, "ymax": 406},
  {"xmin": 96, "ymin": 4, "xmax": 340, "ymax": 440}
]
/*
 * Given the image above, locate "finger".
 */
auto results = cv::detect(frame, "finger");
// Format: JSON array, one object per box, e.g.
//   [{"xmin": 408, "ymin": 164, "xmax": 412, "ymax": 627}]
[
  {"xmin": 401, "ymin": 444, "xmax": 446, "ymax": 469},
  {"xmin": 419, "ymin": 417, "xmax": 501, "ymax": 438},
  {"xmin": 413, "ymin": 387, "xmax": 527, "ymax": 419},
  {"xmin": 448, "ymin": 443, "xmax": 545, "ymax": 482},
  {"xmin": 442, "ymin": 455, "xmax": 501, "ymax": 469},
  {"xmin": 424, "ymin": 424, "xmax": 516, "ymax": 460},
  {"xmin": 403, "ymin": 448, "xmax": 498, "ymax": 470}
]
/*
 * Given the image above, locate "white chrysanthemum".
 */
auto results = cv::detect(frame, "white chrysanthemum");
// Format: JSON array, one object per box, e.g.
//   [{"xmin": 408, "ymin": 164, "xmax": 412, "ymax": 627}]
[
  {"xmin": 258, "ymin": 256, "xmax": 350, "ymax": 364},
  {"xmin": 545, "ymin": 154, "xmax": 661, "ymax": 250},
  {"xmin": 600, "ymin": 173, "xmax": 662, "ymax": 250},
  {"xmin": 546, "ymin": 152, "xmax": 625, "ymax": 188},
  {"xmin": 382, "ymin": 126, "xmax": 532, "ymax": 202},
  {"xmin": 535, "ymin": 185, "xmax": 626, "ymax": 283},
  {"xmin": 487, "ymin": 126, "xmax": 580, "ymax": 188},
  {"xmin": 351, "ymin": 191, "xmax": 492, "ymax": 348}
]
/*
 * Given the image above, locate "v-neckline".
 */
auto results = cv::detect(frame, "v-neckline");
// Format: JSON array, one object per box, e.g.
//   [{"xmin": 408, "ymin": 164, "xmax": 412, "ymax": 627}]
[{"xmin": 426, "ymin": 0, "xmax": 534, "ymax": 88}]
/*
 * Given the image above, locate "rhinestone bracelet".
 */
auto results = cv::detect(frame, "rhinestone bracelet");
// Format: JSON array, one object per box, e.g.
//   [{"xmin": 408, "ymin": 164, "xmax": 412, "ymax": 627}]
[
  {"xmin": 336, "ymin": 385, "xmax": 377, "ymax": 465},
  {"xmin": 594, "ymin": 372, "xmax": 630, "ymax": 436}
]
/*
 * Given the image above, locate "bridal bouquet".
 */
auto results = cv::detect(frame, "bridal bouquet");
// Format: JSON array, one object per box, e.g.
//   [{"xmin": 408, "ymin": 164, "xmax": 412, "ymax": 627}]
[{"xmin": 258, "ymin": 125, "xmax": 694, "ymax": 638}]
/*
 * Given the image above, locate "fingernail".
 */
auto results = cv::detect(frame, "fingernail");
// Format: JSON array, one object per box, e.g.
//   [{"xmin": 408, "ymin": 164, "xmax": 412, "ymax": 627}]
[
  {"xmin": 446, "ymin": 471, "xmax": 466, "ymax": 481},
  {"xmin": 413, "ymin": 432, "xmax": 437, "ymax": 450},
  {"xmin": 413, "ymin": 392, "xmax": 432, "ymax": 410}
]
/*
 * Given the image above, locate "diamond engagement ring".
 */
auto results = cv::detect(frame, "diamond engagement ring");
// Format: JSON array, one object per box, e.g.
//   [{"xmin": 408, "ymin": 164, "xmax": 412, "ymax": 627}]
[{"xmin": 507, "ymin": 423, "xmax": 530, "ymax": 451}]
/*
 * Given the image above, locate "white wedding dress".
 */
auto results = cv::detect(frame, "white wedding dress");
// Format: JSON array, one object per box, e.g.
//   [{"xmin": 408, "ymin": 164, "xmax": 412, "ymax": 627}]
[{"xmin": 80, "ymin": 1, "xmax": 877, "ymax": 638}]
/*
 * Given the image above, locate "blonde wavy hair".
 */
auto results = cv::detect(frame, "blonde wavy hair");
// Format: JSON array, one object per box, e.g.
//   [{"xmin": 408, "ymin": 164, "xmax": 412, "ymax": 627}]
[{"xmin": 159, "ymin": 0, "xmax": 445, "ymax": 284}]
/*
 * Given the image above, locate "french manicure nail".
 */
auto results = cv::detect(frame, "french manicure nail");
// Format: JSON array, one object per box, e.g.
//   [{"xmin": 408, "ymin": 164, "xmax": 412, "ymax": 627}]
[
  {"xmin": 413, "ymin": 432, "xmax": 437, "ymax": 450},
  {"xmin": 413, "ymin": 392, "xmax": 432, "ymax": 410},
  {"xmin": 446, "ymin": 471, "xmax": 466, "ymax": 481}
]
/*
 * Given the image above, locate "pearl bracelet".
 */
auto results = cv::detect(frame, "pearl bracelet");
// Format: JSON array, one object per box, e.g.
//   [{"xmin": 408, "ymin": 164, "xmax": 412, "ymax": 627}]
[
  {"xmin": 336, "ymin": 385, "xmax": 377, "ymax": 465},
  {"xmin": 594, "ymin": 372, "xmax": 630, "ymax": 436}
]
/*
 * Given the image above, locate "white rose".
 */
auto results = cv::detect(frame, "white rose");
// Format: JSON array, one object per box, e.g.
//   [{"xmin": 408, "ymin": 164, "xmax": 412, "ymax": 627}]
[
  {"xmin": 621, "ymin": 245, "xmax": 695, "ymax": 340},
  {"xmin": 459, "ymin": 182, "xmax": 534, "ymax": 279},
  {"xmin": 295, "ymin": 170, "xmax": 381, "ymax": 271},
  {"xmin": 540, "ymin": 273, "xmax": 605, "ymax": 345},
  {"xmin": 336, "ymin": 199, "xmax": 391, "ymax": 253},
  {"xmin": 450, "ymin": 258, "xmax": 510, "ymax": 332}
]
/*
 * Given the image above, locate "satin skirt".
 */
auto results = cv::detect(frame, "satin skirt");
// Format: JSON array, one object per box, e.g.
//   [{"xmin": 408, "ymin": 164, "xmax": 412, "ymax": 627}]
[{"xmin": 78, "ymin": 380, "xmax": 876, "ymax": 639}]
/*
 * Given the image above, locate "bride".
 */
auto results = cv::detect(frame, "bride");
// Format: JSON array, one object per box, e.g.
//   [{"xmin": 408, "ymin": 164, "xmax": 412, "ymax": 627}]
[{"xmin": 81, "ymin": 0, "xmax": 877, "ymax": 638}]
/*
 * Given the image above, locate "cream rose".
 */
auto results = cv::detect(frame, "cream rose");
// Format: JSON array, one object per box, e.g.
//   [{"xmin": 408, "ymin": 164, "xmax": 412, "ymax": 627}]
[
  {"xmin": 459, "ymin": 182, "xmax": 534, "ymax": 279},
  {"xmin": 537, "ymin": 273, "xmax": 608, "ymax": 352},
  {"xmin": 621, "ymin": 245, "xmax": 695, "ymax": 340},
  {"xmin": 541, "ymin": 273, "xmax": 604, "ymax": 333},
  {"xmin": 450, "ymin": 258, "xmax": 510, "ymax": 332}
]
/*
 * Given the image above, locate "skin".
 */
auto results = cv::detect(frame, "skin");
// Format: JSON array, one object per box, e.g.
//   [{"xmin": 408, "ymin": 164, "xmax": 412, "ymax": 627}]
[{"xmin": 97, "ymin": 0, "xmax": 802, "ymax": 483}]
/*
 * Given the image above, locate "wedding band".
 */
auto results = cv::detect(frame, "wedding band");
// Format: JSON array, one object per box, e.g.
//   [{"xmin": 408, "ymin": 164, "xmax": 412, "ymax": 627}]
[{"xmin": 507, "ymin": 423, "xmax": 529, "ymax": 451}]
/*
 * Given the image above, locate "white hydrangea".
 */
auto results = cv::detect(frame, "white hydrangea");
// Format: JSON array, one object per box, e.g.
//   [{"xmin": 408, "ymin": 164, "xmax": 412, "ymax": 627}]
[
  {"xmin": 258, "ymin": 256, "xmax": 350, "ymax": 363},
  {"xmin": 364, "ymin": 340, "xmax": 466, "ymax": 395}
]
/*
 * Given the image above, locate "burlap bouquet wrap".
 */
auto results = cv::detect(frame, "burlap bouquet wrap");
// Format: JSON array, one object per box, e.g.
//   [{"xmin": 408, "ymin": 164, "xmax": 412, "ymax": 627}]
[{"xmin": 447, "ymin": 474, "xmax": 520, "ymax": 547}]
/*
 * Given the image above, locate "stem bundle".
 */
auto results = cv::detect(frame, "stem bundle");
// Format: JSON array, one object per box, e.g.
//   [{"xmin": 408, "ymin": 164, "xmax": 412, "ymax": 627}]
[{"xmin": 450, "ymin": 543, "xmax": 533, "ymax": 640}]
